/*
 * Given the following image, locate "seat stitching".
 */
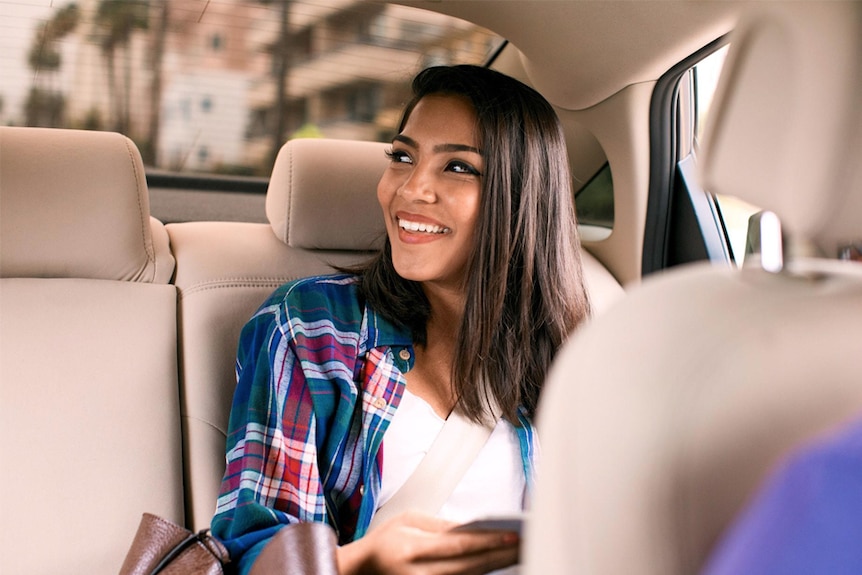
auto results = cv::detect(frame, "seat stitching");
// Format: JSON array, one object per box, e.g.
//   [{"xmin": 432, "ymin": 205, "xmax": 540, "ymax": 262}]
[
  {"xmin": 124, "ymin": 135, "xmax": 156, "ymax": 281},
  {"xmin": 286, "ymin": 144, "xmax": 294, "ymax": 246},
  {"xmin": 177, "ymin": 278, "xmax": 297, "ymax": 298}
]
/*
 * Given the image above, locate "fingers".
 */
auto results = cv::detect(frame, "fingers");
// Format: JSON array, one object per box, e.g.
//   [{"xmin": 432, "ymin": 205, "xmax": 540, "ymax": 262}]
[
  {"xmin": 353, "ymin": 511, "xmax": 521, "ymax": 575},
  {"xmin": 418, "ymin": 527, "xmax": 519, "ymax": 562},
  {"xmin": 438, "ymin": 541, "xmax": 520, "ymax": 575},
  {"xmin": 383, "ymin": 511, "xmax": 518, "ymax": 561}
]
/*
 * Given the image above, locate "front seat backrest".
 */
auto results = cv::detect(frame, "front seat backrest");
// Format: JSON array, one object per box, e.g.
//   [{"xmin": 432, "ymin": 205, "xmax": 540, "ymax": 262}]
[{"xmin": 523, "ymin": 3, "xmax": 862, "ymax": 574}]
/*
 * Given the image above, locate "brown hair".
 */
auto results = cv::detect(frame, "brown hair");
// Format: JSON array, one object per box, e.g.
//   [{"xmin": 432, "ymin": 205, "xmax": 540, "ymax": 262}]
[{"xmin": 359, "ymin": 65, "xmax": 590, "ymax": 422}]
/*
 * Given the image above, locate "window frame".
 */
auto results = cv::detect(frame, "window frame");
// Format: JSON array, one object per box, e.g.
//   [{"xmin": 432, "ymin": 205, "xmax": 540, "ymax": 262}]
[{"xmin": 642, "ymin": 35, "xmax": 732, "ymax": 276}]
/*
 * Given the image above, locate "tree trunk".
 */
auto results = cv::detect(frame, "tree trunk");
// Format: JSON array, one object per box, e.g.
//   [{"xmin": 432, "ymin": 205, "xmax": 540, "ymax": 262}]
[
  {"xmin": 144, "ymin": 0, "xmax": 168, "ymax": 165},
  {"xmin": 268, "ymin": 0, "xmax": 291, "ymax": 171}
]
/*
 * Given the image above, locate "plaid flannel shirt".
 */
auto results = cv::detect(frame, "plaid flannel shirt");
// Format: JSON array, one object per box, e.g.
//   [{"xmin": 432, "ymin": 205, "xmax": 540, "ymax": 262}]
[{"xmin": 211, "ymin": 274, "xmax": 537, "ymax": 574}]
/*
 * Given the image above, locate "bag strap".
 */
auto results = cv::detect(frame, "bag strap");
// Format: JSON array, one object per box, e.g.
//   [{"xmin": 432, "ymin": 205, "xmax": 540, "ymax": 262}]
[
  {"xmin": 149, "ymin": 528, "xmax": 228, "ymax": 575},
  {"xmin": 368, "ymin": 406, "xmax": 497, "ymax": 531}
]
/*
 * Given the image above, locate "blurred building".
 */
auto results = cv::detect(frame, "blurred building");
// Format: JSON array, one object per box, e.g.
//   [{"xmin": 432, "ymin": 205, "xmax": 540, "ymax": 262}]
[{"xmin": 52, "ymin": 0, "xmax": 498, "ymax": 174}]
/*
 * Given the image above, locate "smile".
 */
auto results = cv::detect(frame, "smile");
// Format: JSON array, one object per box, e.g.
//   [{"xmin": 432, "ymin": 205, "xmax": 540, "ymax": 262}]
[{"xmin": 397, "ymin": 218, "xmax": 451, "ymax": 235}]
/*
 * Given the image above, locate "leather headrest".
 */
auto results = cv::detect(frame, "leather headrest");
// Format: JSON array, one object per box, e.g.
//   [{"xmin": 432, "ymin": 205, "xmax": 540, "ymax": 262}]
[
  {"xmin": 700, "ymin": 2, "xmax": 862, "ymax": 257},
  {"xmin": 265, "ymin": 138, "xmax": 389, "ymax": 250},
  {"xmin": 0, "ymin": 127, "xmax": 173, "ymax": 282}
]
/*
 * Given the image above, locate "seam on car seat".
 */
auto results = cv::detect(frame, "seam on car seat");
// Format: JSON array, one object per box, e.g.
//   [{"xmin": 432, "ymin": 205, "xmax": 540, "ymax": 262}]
[
  {"xmin": 178, "ymin": 277, "xmax": 299, "ymax": 298},
  {"xmin": 123, "ymin": 134, "xmax": 156, "ymax": 282},
  {"xmin": 286, "ymin": 144, "xmax": 295, "ymax": 247},
  {"xmin": 182, "ymin": 414, "xmax": 229, "ymax": 439}
]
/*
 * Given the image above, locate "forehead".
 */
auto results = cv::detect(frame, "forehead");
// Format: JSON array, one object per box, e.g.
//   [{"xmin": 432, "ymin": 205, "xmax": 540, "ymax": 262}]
[{"xmin": 401, "ymin": 94, "xmax": 479, "ymax": 146}]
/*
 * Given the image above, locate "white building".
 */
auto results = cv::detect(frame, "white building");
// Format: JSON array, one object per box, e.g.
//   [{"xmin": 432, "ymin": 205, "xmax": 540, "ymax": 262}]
[{"xmin": 158, "ymin": 69, "xmax": 249, "ymax": 172}]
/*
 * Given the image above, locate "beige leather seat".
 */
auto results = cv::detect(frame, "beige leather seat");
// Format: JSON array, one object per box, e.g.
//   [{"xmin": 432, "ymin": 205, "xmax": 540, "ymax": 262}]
[
  {"xmin": 0, "ymin": 127, "xmax": 183, "ymax": 574},
  {"xmin": 167, "ymin": 139, "xmax": 390, "ymax": 530},
  {"xmin": 169, "ymin": 137, "xmax": 624, "ymax": 530},
  {"xmin": 524, "ymin": 3, "xmax": 862, "ymax": 574}
]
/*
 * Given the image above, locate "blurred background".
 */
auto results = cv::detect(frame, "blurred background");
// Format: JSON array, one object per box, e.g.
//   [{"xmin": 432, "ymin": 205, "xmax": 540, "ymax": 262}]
[{"xmin": 0, "ymin": 0, "xmax": 501, "ymax": 177}]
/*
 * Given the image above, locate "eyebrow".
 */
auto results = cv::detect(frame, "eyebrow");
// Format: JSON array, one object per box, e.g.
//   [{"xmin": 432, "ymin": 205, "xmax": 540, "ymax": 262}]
[{"xmin": 393, "ymin": 134, "xmax": 482, "ymax": 155}]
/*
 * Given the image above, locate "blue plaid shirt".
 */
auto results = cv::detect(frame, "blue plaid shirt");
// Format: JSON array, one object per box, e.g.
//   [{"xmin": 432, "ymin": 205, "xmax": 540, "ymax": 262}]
[{"xmin": 211, "ymin": 274, "xmax": 537, "ymax": 574}]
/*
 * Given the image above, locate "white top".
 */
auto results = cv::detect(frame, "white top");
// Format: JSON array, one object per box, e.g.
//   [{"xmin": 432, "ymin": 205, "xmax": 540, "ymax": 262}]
[{"xmin": 378, "ymin": 388, "xmax": 526, "ymax": 523}]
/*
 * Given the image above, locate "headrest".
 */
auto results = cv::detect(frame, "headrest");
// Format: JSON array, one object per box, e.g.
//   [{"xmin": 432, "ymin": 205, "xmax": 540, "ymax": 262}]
[
  {"xmin": 266, "ymin": 138, "xmax": 389, "ymax": 250},
  {"xmin": 0, "ymin": 127, "xmax": 174, "ymax": 282},
  {"xmin": 700, "ymin": 2, "xmax": 862, "ymax": 258}
]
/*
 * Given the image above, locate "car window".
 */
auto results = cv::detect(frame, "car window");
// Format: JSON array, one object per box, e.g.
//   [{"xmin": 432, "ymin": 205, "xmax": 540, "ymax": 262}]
[
  {"xmin": 693, "ymin": 45, "xmax": 761, "ymax": 266},
  {"xmin": 575, "ymin": 162, "xmax": 614, "ymax": 240},
  {"xmin": 1, "ymin": 0, "xmax": 503, "ymax": 223}
]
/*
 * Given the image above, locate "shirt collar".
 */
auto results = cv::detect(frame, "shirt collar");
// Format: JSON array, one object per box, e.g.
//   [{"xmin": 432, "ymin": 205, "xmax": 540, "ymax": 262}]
[{"xmin": 363, "ymin": 302, "xmax": 413, "ymax": 350}]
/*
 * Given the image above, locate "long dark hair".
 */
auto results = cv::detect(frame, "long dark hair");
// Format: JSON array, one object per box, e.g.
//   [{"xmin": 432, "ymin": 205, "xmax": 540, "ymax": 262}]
[{"xmin": 359, "ymin": 64, "xmax": 590, "ymax": 422}]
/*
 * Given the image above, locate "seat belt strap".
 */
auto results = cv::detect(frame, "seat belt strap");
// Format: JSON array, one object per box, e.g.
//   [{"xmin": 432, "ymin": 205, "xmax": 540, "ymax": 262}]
[{"xmin": 367, "ymin": 407, "xmax": 497, "ymax": 532}]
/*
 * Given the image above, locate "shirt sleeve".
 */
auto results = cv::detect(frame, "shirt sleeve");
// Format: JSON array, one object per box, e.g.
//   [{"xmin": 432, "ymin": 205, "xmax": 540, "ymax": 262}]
[{"xmin": 211, "ymin": 299, "xmax": 328, "ymax": 575}]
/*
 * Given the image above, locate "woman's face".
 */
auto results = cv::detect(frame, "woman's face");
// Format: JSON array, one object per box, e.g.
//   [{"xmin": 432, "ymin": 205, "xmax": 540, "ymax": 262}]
[{"xmin": 377, "ymin": 94, "xmax": 483, "ymax": 292}]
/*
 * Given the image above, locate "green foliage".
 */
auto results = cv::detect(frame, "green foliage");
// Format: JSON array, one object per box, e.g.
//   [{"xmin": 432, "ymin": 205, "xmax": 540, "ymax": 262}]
[
  {"xmin": 94, "ymin": 0, "xmax": 150, "ymax": 50},
  {"xmin": 27, "ymin": 4, "xmax": 80, "ymax": 73},
  {"xmin": 289, "ymin": 123, "xmax": 323, "ymax": 139},
  {"xmin": 575, "ymin": 163, "xmax": 615, "ymax": 229},
  {"xmin": 78, "ymin": 108, "xmax": 105, "ymax": 131},
  {"xmin": 25, "ymin": 87, "xmax": 65, "ymax": 127}
]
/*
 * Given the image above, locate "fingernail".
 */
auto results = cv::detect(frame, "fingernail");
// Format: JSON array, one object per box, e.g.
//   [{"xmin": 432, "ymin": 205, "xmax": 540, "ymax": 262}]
[{"xmin": 502, "ymin": 532, "xmax": 519, "ymax": 545}]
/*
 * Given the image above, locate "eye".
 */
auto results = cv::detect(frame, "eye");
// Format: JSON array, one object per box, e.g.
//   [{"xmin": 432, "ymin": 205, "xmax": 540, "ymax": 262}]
[
  {"xmin": 447, "ymin": 160, "xmax": 481, "ymax": 176},
  {"xmin": 385, "ymin": 149, "xmax": 413, "ymax": 164}
]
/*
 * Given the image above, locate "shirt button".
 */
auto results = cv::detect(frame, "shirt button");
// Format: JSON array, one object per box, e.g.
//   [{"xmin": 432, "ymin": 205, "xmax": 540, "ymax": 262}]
[
  {"xmin": 398, "ymin": 349, "xmax": 411, "ymax": 361},
  {"xmin": 360, "ymin": 485, "xmax": 366, "ymax": 496},
  {"xmin": 372, "ymin": 396, "xmax": 387, "ymax": 410}
]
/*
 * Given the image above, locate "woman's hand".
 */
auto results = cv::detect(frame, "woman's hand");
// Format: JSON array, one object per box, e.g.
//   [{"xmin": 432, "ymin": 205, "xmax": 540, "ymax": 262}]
[{"xmin": 336, "ymin": 511, "xmax": 520, "ymax": 575}]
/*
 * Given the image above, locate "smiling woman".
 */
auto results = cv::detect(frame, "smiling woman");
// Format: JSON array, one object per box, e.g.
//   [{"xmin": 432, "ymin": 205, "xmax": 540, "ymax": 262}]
[
  {"xmin": 210, "ymin": 64, "xmax": 592, "ymax": 575},
  {"xmin": 379, "ymin": 94, "xmax": 483, "ymax": 297},
  {"xmin": 6, "ymin": 1, "xmax": 857, "ymax": 574}
]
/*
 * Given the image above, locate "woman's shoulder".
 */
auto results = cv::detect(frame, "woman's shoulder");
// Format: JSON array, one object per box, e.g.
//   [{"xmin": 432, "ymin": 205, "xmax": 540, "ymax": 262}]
[
  {"xmin": 263, "ymin": 273, "xmax": 364, "ymax": 323},
  {"xmin": 273, "ymin": 272, "xmax": 360, "ymax": 298}
]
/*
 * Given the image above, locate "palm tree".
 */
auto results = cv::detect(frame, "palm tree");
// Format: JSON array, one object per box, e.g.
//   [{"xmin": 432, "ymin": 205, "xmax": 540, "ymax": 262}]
[
  {"xmin": 143, "ymin": 0, "xmax": 168, "ymax": 165},
  {"xmin": 257, "ymin": 0, "xmax": 293, "ymax": 171},
  {"xmin": 26, "ymin": 3, "xmax": 80, "ymax": 126},
  {"xmin": 93, "ymin": 0, "xmax": 149, "ymax": 134}
]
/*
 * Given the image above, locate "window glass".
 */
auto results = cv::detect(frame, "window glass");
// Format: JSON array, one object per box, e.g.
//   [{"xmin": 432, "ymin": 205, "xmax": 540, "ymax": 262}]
[
  {"xmin": 693, "ymin": 44, "xmax": 761, "ymax": 266},
  {"xmin": 575, "ymin": 163, "xmax": 614, "ymax": 238},
  {"xmin": 0, "ymin": 0, "xmax": 503, "ymax": 178},
  {"xmin": 694, "ymin": 45, "xmax": 728, "ymax": 144}
]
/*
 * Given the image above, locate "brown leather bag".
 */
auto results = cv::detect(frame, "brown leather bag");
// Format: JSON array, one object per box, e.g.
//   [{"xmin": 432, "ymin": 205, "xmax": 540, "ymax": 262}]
[
  {"xmin": 119, "ymin": 513, "xmax": 230, "ymax": 575},
  {"xmin": 248, "ymin": 522, "xmax": 338, "ymax": 575}
]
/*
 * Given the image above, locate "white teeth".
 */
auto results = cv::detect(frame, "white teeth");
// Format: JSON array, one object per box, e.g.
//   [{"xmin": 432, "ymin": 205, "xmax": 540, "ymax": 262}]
[{"xmin": 398, "ymin": 218, "xmax": 450, "ymax": 234}]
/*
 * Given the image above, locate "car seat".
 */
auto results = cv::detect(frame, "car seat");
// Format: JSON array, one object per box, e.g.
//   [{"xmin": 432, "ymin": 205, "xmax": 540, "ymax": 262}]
[
  {"xmin": 0, "ymin": 127, "xmax": 182, "ymax": 574},
  {"xmin": 168, "ymin": 137, "xmax": 624, "ymax": 530},
  {"xmin": 523, "ymin": 2, "xmax": 862, "ymax": 574}
]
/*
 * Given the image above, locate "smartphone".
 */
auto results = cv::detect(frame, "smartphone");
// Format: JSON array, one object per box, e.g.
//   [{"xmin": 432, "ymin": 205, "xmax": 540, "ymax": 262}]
[{"xmin": 451, "ymin": 516, "xmax": 523, "ymax": 535}]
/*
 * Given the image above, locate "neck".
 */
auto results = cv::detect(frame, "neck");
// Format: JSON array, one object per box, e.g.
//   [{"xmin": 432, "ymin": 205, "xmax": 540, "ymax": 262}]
[
  {"xmin": 421, "ymin": 280, "xmax": 465, "ymax": 341},
  {"xmin": 403, "ymin": 281, "xmax": 465, "ymax": 418}
]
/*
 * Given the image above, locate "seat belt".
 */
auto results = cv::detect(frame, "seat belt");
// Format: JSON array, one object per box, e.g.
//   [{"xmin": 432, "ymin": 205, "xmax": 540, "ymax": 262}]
[{"xmin": 367, "ymin": 406, "xmax": 497, "ymax": 532}]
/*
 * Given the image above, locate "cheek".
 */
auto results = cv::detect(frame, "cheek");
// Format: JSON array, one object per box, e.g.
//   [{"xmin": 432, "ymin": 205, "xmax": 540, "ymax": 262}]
[
  {"xmin": 377, "ymin": 167, "xmax": 408, "ymax": 208},
  {"xmin": 457, "ymin": 186, "xmax": 483, "ymax": 230},
  {"xmin": 376, "ymin": 175, "xmax": 394, "ymax": 211}
]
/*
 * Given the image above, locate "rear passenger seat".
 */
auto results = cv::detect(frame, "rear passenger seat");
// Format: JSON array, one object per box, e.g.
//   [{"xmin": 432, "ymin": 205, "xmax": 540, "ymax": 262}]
[
  {"xmin": 169, "ymin": 137, "xmax": 625, "ymax": 530},
  {"xmin": 0, "ymin": 130, "xmax": 624, "ymax": 573},
  {"xmin": 0, "ymin": 127, "xmax": 183, "ymax": 575},
  {"xmin": 167, "ymin": 139, "xmax": 391, "ymax": 529}
]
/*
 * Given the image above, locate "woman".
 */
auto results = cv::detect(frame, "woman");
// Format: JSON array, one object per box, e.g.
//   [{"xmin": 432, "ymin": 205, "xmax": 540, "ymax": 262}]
[{"xmin": 212, "ymin": 64, "xmax": 591, "ymax": 575}]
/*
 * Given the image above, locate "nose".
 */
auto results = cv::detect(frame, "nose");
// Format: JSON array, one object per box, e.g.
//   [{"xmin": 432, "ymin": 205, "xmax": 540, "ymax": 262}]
[{"xmin": 397, "ymin": 162, "xmax": 437, "ymax": 202}]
